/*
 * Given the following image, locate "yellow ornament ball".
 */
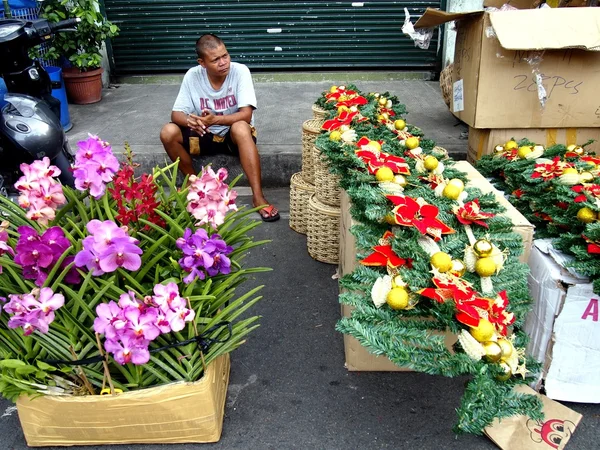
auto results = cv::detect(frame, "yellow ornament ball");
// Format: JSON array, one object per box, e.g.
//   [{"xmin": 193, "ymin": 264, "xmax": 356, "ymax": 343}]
[
  {"xmin": 375, "ymin": 167, "xmax": 395, "ymax": 182},
  {"xmin": 448, "ymin": 178, "xmax": 465, "ymax": 190},
  {"xmin": 405, "ymin": 137, "xmax": 420, "ymax": 150},
  {"xmin": 430, "ymin": 252, "xmax": 453, "ymax": 273},
  {"xmin": 563, "ymin": 167, "xmax": 578, "ymax": 175},
  {"xmin": 381, "ymin": 112, "xmax": 390, "ymax": 121},
  {"xmin": 386, "ymin": 287, "xmax": 409, "ymax": 310},
  {"xmin": 443, "ymin": 184, "xmax": 462, "ymax": 200},
  {"xmin": 394, "ymin": 119, "xmax": 406, "ymax": 130},
  {"xmin": 475, "ymin": 257, "xmax": 497, "ymax": 277},
  {"xmin": 473, "ymin": 239, "xmax": 493, "ymax": 258},
  {"xmin": 577, "ymin": 207, "xmax": 596, "ymax": 224},
  {"xmin": 378, "ymin": 97, "xmax": 387, "ymax": 106},
  {"xmin": 496, "ymin": 362, "xmax": 513, "ymax": 381},
  {"xmin": 337, "ymin": 105, "xmax": 349, "ymax": 115},
  {"xmin": 567, "ymin": 144, "xmax": 577, "ymax": 152},
  {"xmin": 580, "ymin": 172, "xmax": 594, "ymax": 183},
  {"xmin": 329, "ymin": 130, "xmax": 342, "ymax": 142},
  {"xmin": 366, "ymin": 140, "xmax": 382, "ymax": 152},
  {"xmin": 329, "ymin": 85, "xmax": 338, "ymax": 93},
  {"xmin": 483, "ymin": 341, "xmax": 503, "ymax": 363},
  {"xmin": 423, "ymin": 155, "xmax": 439, "ymax": 171},
  {"xmin": 497, "ymin": 338, "xmax": 514, "ymax": 360},
  {"xmin": 469, "ymin": 318, "xmax": 495, "ymax": 343},
  {"xmin": 505, "ymin": 140, "xmax": 518, "ymax": 150},
  {"xmin": 517, "ymin": 146, "xmax": 533, "ymax": 159}
]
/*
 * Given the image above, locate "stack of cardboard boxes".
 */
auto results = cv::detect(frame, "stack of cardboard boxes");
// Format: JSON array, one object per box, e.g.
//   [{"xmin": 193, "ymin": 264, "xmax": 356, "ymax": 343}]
[{"xmin": 415, "ymin": 2, "xmax": 600, "ymax": 162}]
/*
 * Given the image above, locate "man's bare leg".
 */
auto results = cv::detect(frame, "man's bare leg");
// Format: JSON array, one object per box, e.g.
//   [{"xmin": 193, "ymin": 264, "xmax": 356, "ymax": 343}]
[
  {"xmin": 230, "ymin": 121, "xmax": 279, "ymax": 220},
  {"xmin": 160, "ymin": 123, "xmax": 195, "ymax": 176}
]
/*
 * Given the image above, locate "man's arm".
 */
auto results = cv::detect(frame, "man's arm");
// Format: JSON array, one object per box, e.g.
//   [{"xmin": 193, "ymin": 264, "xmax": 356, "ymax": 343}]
[{"xmin": 189, "ymin": 106, "xmax": 253, "ymax": 135}]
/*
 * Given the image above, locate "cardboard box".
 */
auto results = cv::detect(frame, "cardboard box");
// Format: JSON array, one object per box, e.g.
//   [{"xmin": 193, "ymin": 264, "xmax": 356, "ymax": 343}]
[
  {"xmin": 16, "ymin": 354, "xmax": 230, "ymax": 446},
  {"xmin": 467, "ymin": 126, "xmax": 600, "ymax": 163},
  {"xmin": 525, "ymin": 242, "xmax": 600, "ymax": 403},
  {"xmin": 338, "ymin": 163, "xmax": 534, "ymax": 370},
  {"xmin": 415, "ymin": 6, "xmax": 600, "ymax": 129}
]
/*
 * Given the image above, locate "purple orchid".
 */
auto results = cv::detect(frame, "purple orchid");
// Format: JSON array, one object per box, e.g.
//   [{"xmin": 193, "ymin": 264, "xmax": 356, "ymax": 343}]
[
  {"xmin": 123, "ymin": 307, "xmax": 160, "ymax": 341},
  {"xmin": 176, "ymin": 228, "xmax": 234, "ymax": 284},
  {"xmin": 94, "ymin": 301, "xmax": 128, "ymax": 340},
  {"xmin": 73, "ymin": 136, "xmax": 120, "ymax": 199},
  {"xmin": 5, "ymin": 288, "xmax": 64, "ymax": 335}
]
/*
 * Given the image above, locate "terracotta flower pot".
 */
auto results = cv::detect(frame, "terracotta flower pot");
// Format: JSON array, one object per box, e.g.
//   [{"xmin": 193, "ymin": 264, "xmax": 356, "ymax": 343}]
[{"xmin": 62, "ymin": 67, "xmax": 104, "ymax": 105}]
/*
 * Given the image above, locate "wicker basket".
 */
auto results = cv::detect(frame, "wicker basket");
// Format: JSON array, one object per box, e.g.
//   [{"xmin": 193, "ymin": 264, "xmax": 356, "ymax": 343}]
[
  {"xmin": 440, "ymin": 63, "xmax": 453, "ymax": 109},
  {"xmin": 301, "ymin": 118, "xmax": 324, "ymax": 184},
  {"xmin": 307, "ymin": 194, "xmax": 340, "ymax": 265},
  {"xmin": 312, "ymin": 103, "xmax": 329, "ymax": 120},
  {"xmin": 289, "ymin": 172, "xmax": 316, "ymax": 235},
  {"xmin": 313, "ymin": 145, "xmax": 341, "ymax": 206}
]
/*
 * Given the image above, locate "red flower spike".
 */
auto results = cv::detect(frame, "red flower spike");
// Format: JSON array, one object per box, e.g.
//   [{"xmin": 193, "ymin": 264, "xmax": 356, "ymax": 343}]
[{"xmin": 454, "ymin": 199, "xmax": 495, "ymax": 228}]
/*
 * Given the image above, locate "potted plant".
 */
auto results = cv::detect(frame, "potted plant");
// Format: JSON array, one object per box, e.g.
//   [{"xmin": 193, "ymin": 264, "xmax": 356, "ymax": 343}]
[
  {"xmin": 39, "ymin": 0, "xmax": 119, "ymax": 104},
  {"xmin": 0, "ymin": 136, "xmax": 269, "ymax": 445}
]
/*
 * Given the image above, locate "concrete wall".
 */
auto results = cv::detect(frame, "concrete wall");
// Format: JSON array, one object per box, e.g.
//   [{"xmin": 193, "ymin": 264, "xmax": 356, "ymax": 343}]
[{"xmin": 442, "ymin": 0, "xmax": 483, "ymax": 68}]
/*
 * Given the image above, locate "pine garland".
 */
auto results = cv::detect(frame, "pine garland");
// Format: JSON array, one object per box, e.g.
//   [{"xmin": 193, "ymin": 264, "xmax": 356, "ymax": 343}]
[
  {"xmin": 312, "ymin": 85, "xmax": 543, "ymax": 434},
  {"xmin": 477, "ymin": 139, "xmax": 600, "ymax": 293}
]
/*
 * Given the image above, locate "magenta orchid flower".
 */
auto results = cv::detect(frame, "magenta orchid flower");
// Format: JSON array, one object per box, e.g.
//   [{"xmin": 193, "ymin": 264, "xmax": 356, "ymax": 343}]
[{"xmin": 104, "ymin": 336, "xmax": 150, "ymax": 365}]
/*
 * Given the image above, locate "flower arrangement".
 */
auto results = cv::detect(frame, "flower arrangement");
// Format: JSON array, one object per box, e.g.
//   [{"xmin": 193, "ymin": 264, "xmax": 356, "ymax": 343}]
[
  {"xmin": 0, "ymin": 135, "xmax": 268, "ymax": 400},
  {"xmin": 313, "ymin": 85, "xmax": 544, "ymax": 434},
  {"xmin": 477, "ymin": 139, "xmax": 600, "ymax": 293}
]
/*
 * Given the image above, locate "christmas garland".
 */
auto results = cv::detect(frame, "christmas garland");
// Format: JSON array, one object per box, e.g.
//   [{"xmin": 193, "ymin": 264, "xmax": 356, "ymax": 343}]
[
  {"xmin": 312, "ymin": 87, "xmax": 543, "ymax": 434},
  {"xmin": 477, "ymin": 140, "xmax": 600, "ymax": 294}
]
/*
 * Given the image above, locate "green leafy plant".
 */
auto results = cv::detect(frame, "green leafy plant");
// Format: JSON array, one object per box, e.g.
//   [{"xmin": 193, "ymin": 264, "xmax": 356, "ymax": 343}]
[{"xmin": 38, "ymin": 0, "xmax": 119, "ymax": 70}]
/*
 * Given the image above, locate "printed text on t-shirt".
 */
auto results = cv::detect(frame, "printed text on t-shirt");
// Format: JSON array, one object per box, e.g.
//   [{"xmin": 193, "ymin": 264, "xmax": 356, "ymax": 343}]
[{"xmin": 199, "ymin": 94, "xmax": 238, "ymax": 111}]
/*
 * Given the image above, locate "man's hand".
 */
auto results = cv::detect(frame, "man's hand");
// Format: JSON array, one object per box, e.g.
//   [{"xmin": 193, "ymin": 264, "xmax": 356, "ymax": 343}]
[{"xmin": 188, "ymin": 110, "xmax": 219, "ymax": 136}]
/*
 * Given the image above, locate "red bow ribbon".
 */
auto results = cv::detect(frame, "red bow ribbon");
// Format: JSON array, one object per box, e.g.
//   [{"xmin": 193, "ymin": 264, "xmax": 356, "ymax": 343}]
[
  {"xmin": 386, "ymin": 195, "xmax": 455, "ymax": 241},
  {"xmin": 360, "ymin": 231, "xmax": 413, "ymax": 269},
  {"xmin": 454, "ymin": 199, "xmax": 495, "ymax": 228}
]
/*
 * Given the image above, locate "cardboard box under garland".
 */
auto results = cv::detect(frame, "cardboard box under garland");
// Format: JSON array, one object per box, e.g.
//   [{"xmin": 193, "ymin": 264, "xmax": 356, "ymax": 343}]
[
  {"xmin": 338, "ymin": 161, "xmax": 535, "ymax": 371},
  {"xmin": 16, "ymin": 354, "xmax": 230, "ymax": 447},
  {"xmin": 525, "ymin": 242, "xmax": 600, "ymax": 403},
  {"xmin": 467, "ymin": 127, "xmax": 600, "ymax": 163},
  {"xmin": 415, "ymin": 4, "xmax": 600, "ymax": 129}
]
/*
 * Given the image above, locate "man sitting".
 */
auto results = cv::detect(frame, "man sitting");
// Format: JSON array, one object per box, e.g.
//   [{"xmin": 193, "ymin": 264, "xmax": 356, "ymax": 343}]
[{"xmin": 160, "ymin": 34, "xmax": 279, "ymax": 222}]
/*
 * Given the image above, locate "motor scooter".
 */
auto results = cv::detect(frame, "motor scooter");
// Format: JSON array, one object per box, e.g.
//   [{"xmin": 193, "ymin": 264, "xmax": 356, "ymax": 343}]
[{"xmin": 0, "ymin": 16, "xmax": 80, "ymax": 197}]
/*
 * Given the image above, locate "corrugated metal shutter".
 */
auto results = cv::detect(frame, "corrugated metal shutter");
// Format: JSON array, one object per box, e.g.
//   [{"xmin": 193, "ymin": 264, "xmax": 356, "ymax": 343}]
[{"xmin": 103, "ymin": 0, "xmax": 443, "ymax": 74}]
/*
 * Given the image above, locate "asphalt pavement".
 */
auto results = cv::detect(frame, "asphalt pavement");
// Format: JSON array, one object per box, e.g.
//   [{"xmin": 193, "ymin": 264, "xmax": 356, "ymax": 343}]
[{"xmin": 1, "ymin": 75, "xmax": 599, "ymax": 449}]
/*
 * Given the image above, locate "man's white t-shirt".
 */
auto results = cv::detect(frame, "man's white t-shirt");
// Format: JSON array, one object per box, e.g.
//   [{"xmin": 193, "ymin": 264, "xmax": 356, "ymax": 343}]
[{"xmin": 172, "ymin": 62, "xmax": 257, "ymax": 137}]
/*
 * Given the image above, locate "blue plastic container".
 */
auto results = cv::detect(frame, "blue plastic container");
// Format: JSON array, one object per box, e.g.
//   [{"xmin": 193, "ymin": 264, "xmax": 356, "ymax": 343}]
[
  {"xmin": 46, "ymin": 66, "xmax": 72, "ymax": 132},
  {"xmin": 0, "ymin": 78, "xmax": 7, "ymax": 109}
]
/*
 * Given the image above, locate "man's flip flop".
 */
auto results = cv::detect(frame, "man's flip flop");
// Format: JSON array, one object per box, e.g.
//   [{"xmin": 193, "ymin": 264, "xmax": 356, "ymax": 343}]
[{"xmin": 259, "ymin": 204, "xmax": 280, "ymax": 222}]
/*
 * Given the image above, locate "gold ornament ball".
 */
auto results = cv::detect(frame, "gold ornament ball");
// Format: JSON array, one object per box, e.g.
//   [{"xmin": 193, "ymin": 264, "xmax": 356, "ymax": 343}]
[
  {"xmin": 483, "ymin": 341, "xmax": 503, "ymax": 363},
  {"xmin": 496, "ymin": 362, "xmax": 513, "ymax": 381},
  {"xmin": 381, "ymin": 112, "xmax": 390, "ymax": 121},
  {"xmin": 567, "ymin": 144, "xmax": 577, "ymax": 152},
  {"xmin": 329, "ymin": 85, "xmax": 338, "ymax": 93},
  {"xmin": 443, "ymin": 184, "xmax": 462, "ymax": 200},
  {"xmin": 423, "ymin": 155, "xmax": 439, "ymax": 171},
  {"xmin": 469, "ymin": 318, "xmax": 495, "ymax": 343},
  {"xmin": 375, "ymin": 167, "xmax": 395, "ymax": 182},
  {"xmin": 394, "ymin": 119, "xmax": 406, "ymax": 130},
  {"xmin": 572, "ymin": 146, "xmax": 585, "ymax": 155},
  {"xmin": 430, "ymin": 252, "xmax": 453, "ymax": 273},
  {"xmin": 580, "ymin": 172, "xmax": 594, "ymax": 183},
  {"xmin": 497, "ymin": 338, "xmax": 514, "ymax": 360},
  {"xmin": 378, "ymin": 97, "xmax": 387, "ymax": 106},
  {"xmin": 577, "ymin": 207, "xmax": 597, "ymax": 224},
  {"xmin": 450, "ymin": 259, "xmax": 466, "ymax": 277},
  {"xmin": 475, "ymin": 257, "xmax": 497, "ymax": 277},
  {"xmin": 448, "ymin": 178, "xmax": 465, "ymax": 190},
  {"xmin": 386, "ymin": 287, "xmax": 409, "ymax": 310},
  {"xmin": 376, "ymin": 114, "xmax": 386, "ymax": 122},
  {"xmin": 329, "ymin": 130, "xmax": 342, "ymax": 142},
  {"xmin": 473, "ymin": 239, "xmax": 493, "ymax": 258},
  {"xmin": 517, "ymin": 146, "xmax": 533, "ymax": 159},
  {"xmin": 405, "ymin": 137, "xmax": 420, "ymax": 150},
  {"xmin": 504, "ymin": 140, "xmax": 518, "ymax": 150},
  {"xmin": 393, "ymin": 175, "xmax": 408, "ymax": 187},
  {"xmin": 563, "ymin": 167, "xmax": 578, "ymax": 175}
]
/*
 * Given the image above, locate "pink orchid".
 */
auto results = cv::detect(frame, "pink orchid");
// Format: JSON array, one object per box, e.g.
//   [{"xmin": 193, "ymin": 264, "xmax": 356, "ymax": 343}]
[
  {"xmin": 104, "ymin": 336, "xmax": 150, "ymax": 365},
  {"xmin": 166, "ymin": 305, "xmax": 196, "ymax": 332},
  {"xmin": 94, "ymin": 301, "xmax": 128, "ymax": 340},
  {"xmin": 123, "ymin": 307, "xmax": 161, "ymax": 341}
]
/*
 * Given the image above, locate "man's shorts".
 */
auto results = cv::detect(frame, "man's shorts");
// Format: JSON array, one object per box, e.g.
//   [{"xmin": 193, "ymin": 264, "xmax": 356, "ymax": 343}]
[{"xmin": 178, "ymin": 124, "xmax": 257, "ymax": 156}]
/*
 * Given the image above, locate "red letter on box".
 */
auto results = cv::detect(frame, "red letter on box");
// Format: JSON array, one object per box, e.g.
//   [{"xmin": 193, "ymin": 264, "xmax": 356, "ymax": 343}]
[{"xmin": 581, "ymin": 299, "xmax": 599, "ymax": 322}]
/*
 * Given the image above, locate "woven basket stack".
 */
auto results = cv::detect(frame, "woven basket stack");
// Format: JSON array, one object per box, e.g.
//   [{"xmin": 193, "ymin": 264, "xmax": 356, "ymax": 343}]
[{"xmin": 289, "ymin": 104, "xmax": 342, "ymax": 264}]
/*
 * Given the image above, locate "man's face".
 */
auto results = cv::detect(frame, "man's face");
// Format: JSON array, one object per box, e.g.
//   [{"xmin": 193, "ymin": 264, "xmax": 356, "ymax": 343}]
[{"xmin": 198, "ymin": 44, "xmax": 231, "ymax": 78}]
